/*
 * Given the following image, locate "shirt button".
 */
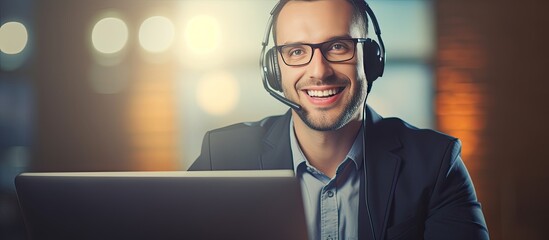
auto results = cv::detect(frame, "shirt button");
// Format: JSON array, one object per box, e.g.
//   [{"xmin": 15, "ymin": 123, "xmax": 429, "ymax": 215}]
[{"xmin": 327, "ymin": 190, "xmax": 334, "ymax": 198}]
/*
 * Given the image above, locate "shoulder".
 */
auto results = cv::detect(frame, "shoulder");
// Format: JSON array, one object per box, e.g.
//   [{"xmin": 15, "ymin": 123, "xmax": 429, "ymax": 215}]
[
  {"xmin": 189, "ymin": 111, "xmax": 291, "ymax": 170},
  {"xmin": 372, "ymin": 117, "xmax": 462, "ymax": 174},
  {"xmin": 366, "ymin": 106, "xmax": 458, "ymax": 151},
  {"xmin": 374, "ymin": 119, "xmax": 487, "ymax": 237}
]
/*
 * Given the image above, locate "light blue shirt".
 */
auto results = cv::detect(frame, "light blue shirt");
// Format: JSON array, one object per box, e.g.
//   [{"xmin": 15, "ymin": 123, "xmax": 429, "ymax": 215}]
[{"xmin": 290, "ymin": 119, "xmax": 363, "ymax": 240}]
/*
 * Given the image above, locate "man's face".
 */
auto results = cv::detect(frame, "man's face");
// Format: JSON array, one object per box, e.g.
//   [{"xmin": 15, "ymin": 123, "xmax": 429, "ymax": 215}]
[{"xmin": 276, "ymin": 0, "xmax": 367, "ymax": 131}]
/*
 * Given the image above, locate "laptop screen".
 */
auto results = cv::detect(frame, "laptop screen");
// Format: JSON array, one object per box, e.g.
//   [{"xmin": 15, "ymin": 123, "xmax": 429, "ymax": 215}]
[{"xmin": 15, "ymin": 170, "xmax": 308, "ymax": 240}]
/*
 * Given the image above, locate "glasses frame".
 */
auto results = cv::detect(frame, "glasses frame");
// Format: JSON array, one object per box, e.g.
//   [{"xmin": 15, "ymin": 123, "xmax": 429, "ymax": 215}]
[{"xmin": 275, "ymin": 38, "xmax": 368, "ymax": 67}]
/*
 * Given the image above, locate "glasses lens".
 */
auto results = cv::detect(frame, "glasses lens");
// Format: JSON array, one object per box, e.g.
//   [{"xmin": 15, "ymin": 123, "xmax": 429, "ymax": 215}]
[
  {"xmin": 278, "ymin": 39, "xmax": 357, "ymax": 66},
  {"xmin": 321, "ymin": 39, "xmax": 356, "ymax": 62},
  {"xmin": 279, "ymin": 44, "xmax": 312, "ymax": 66}
]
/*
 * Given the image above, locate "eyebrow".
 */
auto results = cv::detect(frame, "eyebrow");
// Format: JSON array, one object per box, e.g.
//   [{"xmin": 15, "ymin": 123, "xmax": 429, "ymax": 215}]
[{"xmin": 280, "ymin": 34, "xmax": 353, "ymax": 46}]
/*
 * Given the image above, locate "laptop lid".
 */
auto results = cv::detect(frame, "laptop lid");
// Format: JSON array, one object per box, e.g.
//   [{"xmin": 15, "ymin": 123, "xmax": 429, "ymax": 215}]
[{"xmin": 15, "ymin": 170, "xmax": 308, "ymax": 240}]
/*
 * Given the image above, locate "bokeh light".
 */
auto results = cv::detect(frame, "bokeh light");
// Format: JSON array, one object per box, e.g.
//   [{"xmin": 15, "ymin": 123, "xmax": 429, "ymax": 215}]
[
  {"xmin": 0, "ymin": 21, "xmax": 28, "ymax": 54},
  {"xmin": 91, "ymin": 17, "xmax": 128, "ymax": 54},
  {"xmin": 139, "ymin": 16, "xmax": 175, "ymax": 53},
  {"xmin": 196, "ymin": 71, "xmax": 239, "ymax": 115},
  {"xmin": 185, "ymin": 15, "xmax": 222, "ymax": 55}
]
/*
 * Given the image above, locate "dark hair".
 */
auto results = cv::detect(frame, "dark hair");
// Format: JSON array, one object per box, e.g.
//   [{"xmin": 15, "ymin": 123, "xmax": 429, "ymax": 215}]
[{"xmin": 272, "ymin": 0, "xmax": 369, "ymax": 45}]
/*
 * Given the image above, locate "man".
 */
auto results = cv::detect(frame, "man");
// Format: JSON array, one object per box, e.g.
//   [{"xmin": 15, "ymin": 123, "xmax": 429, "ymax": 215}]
[{"xmin": 189, "ymin": 0, "xmax": 489, "ymax": 239}]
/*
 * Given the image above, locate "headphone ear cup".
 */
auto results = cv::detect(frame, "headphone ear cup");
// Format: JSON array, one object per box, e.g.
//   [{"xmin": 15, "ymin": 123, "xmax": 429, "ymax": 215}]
[
  {"xmin": 362, "ymin": 38, "xmax": 384, "ymax": 83},
  {"xmin": 265, "ymin": 47, "xmax": 283, "ymax": 92}
]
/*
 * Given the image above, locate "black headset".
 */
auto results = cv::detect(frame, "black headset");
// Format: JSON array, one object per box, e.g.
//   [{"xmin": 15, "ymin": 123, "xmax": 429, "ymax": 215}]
[{"xmin": 260, "ymin": 0, "xmax": 386, "ymax": 111}]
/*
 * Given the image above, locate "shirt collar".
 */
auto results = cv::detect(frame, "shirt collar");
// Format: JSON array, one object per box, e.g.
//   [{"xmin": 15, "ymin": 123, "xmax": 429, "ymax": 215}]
[{"xmin": 289, "ymin": 116, "xmax": 364, "ymax": 173}]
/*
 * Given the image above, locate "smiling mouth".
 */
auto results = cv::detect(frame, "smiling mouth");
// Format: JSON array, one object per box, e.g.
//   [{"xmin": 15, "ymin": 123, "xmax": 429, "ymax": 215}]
[{"xmin": 306, "ymin": 87, "xmax": 344, "ymax": 98}]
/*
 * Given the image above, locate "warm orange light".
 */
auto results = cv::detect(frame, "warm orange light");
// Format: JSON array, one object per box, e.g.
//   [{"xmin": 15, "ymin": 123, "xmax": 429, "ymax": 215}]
[
  {"xmin": 127, "ymin": 63, "xmax": 179, "ymax": 170},
  {"xmin": 438, "ymin": 115, "xmax": 485, "ymax": 131},
  {"xmin": 436, "ymin": 21, "xmax": 486, "ymax": 170}
]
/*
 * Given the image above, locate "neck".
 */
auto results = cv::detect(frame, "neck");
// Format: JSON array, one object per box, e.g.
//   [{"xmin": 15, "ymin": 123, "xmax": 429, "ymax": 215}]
[{"xmin": 292, "ymin": 112, "xmax": 362, "ymax": 178}]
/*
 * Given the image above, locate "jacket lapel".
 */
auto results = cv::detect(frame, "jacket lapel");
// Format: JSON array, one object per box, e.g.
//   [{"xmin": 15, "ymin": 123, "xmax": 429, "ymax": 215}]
[
  {"xmin": 259, "ymin": 110, "xmax": 294, "ymax": 170},
  {"xmin": 364, "ymin": 106, "xmax": 402, "ymax": 240}
]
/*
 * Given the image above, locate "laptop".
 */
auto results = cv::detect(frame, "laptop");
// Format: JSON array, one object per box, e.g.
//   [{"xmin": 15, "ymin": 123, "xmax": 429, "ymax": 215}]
[{"xmin": 15, "ymin": 170, "xmax": 308, "ymax": 240}]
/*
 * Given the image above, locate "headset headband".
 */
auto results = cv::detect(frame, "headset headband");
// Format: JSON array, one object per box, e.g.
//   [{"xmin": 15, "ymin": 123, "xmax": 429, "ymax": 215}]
[{"xmin": 261, "ymin": 0, "xmax": 385, "ymax": 69}]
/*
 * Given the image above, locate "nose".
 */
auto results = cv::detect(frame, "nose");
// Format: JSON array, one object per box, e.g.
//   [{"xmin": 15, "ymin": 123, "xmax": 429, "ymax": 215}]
[{"xmin": 307, "ymin": 48, "xmax": 334, "ymax": 80}]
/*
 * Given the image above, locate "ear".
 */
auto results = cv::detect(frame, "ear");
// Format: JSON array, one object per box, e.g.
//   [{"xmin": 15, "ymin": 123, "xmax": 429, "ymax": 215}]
[
  {"xmin": 265, "ymin": 47, "xmax": 283, "ymax": 91},
  {"xmin": 362, "ymin": 38, "xmax": 383, "ymax": 84}
]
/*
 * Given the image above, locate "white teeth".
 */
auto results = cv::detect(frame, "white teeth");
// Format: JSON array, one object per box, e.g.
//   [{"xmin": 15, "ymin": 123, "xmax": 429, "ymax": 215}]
[{"xmin": 307, "ymin": 88, "xmax": 340, "ymax": 97}]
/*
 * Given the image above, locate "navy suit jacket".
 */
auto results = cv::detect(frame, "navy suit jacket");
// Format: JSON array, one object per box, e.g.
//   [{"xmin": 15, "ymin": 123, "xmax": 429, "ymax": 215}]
[{"xmin": 189, "ymin": 106, "xmax": 489, "ymax": 240}]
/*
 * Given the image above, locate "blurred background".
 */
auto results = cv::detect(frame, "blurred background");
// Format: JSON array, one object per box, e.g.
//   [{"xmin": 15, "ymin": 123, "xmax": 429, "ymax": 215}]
[{"xmin": 0, "ymin": 0, "xmax": 547, "ymax": 239}]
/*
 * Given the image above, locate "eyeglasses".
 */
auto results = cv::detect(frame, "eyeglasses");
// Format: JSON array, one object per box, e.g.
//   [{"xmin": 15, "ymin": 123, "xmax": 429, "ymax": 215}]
[{"xmin": 276, "ymin": 38, "xmax": 367, "ymax": 66}]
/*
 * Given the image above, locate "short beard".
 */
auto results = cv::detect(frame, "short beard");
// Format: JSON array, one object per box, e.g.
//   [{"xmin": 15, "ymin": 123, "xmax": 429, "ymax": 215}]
[{"xmin": 295, "ymin": 79, "xmax": 366, "ymax": 131}]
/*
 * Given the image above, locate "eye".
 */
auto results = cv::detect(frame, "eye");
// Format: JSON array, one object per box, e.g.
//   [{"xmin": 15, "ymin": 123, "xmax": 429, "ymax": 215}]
[
  {"xmin": 329, "ymin": 42, "xmax": 349, "ymax": 51},
  {"xmin": 281, "ymin": 45, "xmax": 308, "ymax": 59},
  {"xmin": 289, "ymin": 48, "xmax": 305, "ymax": 56},
  {"xmin": 332, "ymin": 43, "xmax": 345, "ymax": 50}
]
